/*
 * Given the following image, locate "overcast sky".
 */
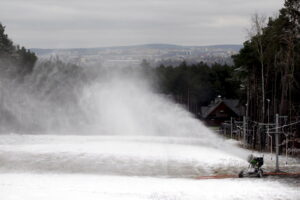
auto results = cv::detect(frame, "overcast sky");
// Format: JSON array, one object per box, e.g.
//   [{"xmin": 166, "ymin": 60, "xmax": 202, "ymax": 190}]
[{"xmin": 0, "ymin": 0, "xmax": 284, "ymax": 48}]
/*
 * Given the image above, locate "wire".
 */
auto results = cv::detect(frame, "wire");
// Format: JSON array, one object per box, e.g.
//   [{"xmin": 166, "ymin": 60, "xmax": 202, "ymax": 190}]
[{"xmin": 269, "ymin": 120, "xmax": 300, "ymax": 131}]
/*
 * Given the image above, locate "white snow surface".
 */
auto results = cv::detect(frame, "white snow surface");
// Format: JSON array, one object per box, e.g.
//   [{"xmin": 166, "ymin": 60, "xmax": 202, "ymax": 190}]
[
  {"xmin": 0, "ymin": 134, "xmax": 249, "ymax": 176},
  {"xmin": 1, "ymin": 174, "xmax": 300, "ymax": 200},
  {"xmin": 0, "ymin": 134, "xmax": 299, "ymax": 200}
]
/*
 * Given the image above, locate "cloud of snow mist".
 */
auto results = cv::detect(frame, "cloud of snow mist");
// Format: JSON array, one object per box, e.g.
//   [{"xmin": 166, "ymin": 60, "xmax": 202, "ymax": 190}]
[{"xmin": 0, "ymin": 58, "xmax": 248, "ymax": 159}]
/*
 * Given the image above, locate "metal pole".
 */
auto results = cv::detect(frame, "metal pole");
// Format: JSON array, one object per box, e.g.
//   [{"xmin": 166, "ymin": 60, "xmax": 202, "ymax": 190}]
[
  {"xmin": 243, "ymin": 116, "xmax": 246, "ymax": 147},
  {"xmin": 285, "ymin": 134, "xmax": 288, "ymax": 165},
  {"xmin": 268, "ymin": 132, "xmax": 273, "ymax": 160},
  {"xmin": 187, "ymin": 88, "xmax": 190, "ymax": 111},
  {"xmin": 275, "ymin": 113, "xmax": 280, "ymax": 172},
  {"xmin": 267, "ymin": 99, "xmax": 271, "ymax": 156},
  {"xmin": 230, "ymin": 117, "xmax": 233, "ymax": 138},
  {"xmin": 267, "ymin": 100, "xmax": 270, "ymax": 127}
]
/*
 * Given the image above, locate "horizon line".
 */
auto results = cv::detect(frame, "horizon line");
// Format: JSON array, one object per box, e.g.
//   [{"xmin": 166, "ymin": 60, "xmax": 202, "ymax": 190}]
[{"xmin": 29, "ymin": 43, "xmax": 243, "ymax": 50}]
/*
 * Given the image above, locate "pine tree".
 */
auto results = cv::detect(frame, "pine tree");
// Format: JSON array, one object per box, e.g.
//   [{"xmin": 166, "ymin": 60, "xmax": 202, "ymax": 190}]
[{"xmin": 0, "ymin": 22, "xmax": 37, "ymax": 77}]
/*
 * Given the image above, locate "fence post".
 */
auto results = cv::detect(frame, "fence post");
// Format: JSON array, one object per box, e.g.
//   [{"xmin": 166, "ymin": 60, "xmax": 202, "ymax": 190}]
[
  {"xmin": 243, "ymin": 116, "xmax": 246, "ymax": 147},
  {"xmin": 275, "ymin": 113, "xmax": 280, "ymax": 172}
]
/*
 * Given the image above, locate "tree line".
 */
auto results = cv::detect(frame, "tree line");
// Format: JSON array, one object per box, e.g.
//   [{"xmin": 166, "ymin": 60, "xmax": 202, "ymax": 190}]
[
  {"xmin": 233, "ymin": 0, "xmax": 300, "ymax": 123},
  {"xmin": 0, "ymin": 23, "xmax": 37, "ymax": 78},
  {"xmin": 149, "ymin": 61, "xmax": 240, "ymax": 115}
]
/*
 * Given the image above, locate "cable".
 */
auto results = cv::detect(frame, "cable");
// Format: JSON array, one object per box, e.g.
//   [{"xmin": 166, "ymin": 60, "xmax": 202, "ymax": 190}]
[{"xmin": 269, "ymin": 120, "xmax": 300, "ymax": 131}]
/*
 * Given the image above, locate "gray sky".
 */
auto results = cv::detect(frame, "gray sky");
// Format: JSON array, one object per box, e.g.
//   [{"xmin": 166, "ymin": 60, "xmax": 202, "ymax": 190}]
[{"xmin": 0, "ymin": 0, "xmax": 283, "ymax": 48}]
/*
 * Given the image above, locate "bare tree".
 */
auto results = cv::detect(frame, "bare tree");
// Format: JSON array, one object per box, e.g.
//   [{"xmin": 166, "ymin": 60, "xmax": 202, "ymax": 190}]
[{"xmin": 248, "ymin": 13, "xmax": 267, "ymax": 122}]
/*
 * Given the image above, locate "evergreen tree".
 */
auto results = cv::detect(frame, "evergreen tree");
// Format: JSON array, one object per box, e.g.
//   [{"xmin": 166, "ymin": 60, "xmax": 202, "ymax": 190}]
[{"xmin": 0, "ymin": 22, "xmax": 37, "ymax": 77}]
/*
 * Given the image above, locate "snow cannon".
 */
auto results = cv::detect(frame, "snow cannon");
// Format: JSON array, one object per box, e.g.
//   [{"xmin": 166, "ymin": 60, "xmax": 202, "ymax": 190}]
[{"xmin": 239, "ymin": 154, "xmax": 264, "ymax": 178}]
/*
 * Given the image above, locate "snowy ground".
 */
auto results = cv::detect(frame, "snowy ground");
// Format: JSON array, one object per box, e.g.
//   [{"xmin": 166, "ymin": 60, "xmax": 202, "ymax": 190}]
[
  {"xmin": 0, "ymin": 134, "xmax": 299, "ymax": 200},
  {"xmin": 1, "ymin": 174, "xmax": 300, "ymax": 200}
]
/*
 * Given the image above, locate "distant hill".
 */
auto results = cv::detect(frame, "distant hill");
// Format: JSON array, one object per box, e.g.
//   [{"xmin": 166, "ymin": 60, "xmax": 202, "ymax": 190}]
[{"xmin": 31, "ymin": 44, "xmax": 242, "ymax": 67}]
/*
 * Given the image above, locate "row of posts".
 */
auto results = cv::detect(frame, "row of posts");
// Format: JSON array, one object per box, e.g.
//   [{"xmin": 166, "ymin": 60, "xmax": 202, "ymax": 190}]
[{"xmin": 234, "ymin": 114, "xmax": 280, "ymax": 172}]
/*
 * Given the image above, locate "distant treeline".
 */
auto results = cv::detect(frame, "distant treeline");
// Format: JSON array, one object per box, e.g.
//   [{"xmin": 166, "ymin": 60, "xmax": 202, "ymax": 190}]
[{"xmin": 147, "ymin": 61, "xmax": 240, "ymax": 115}]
